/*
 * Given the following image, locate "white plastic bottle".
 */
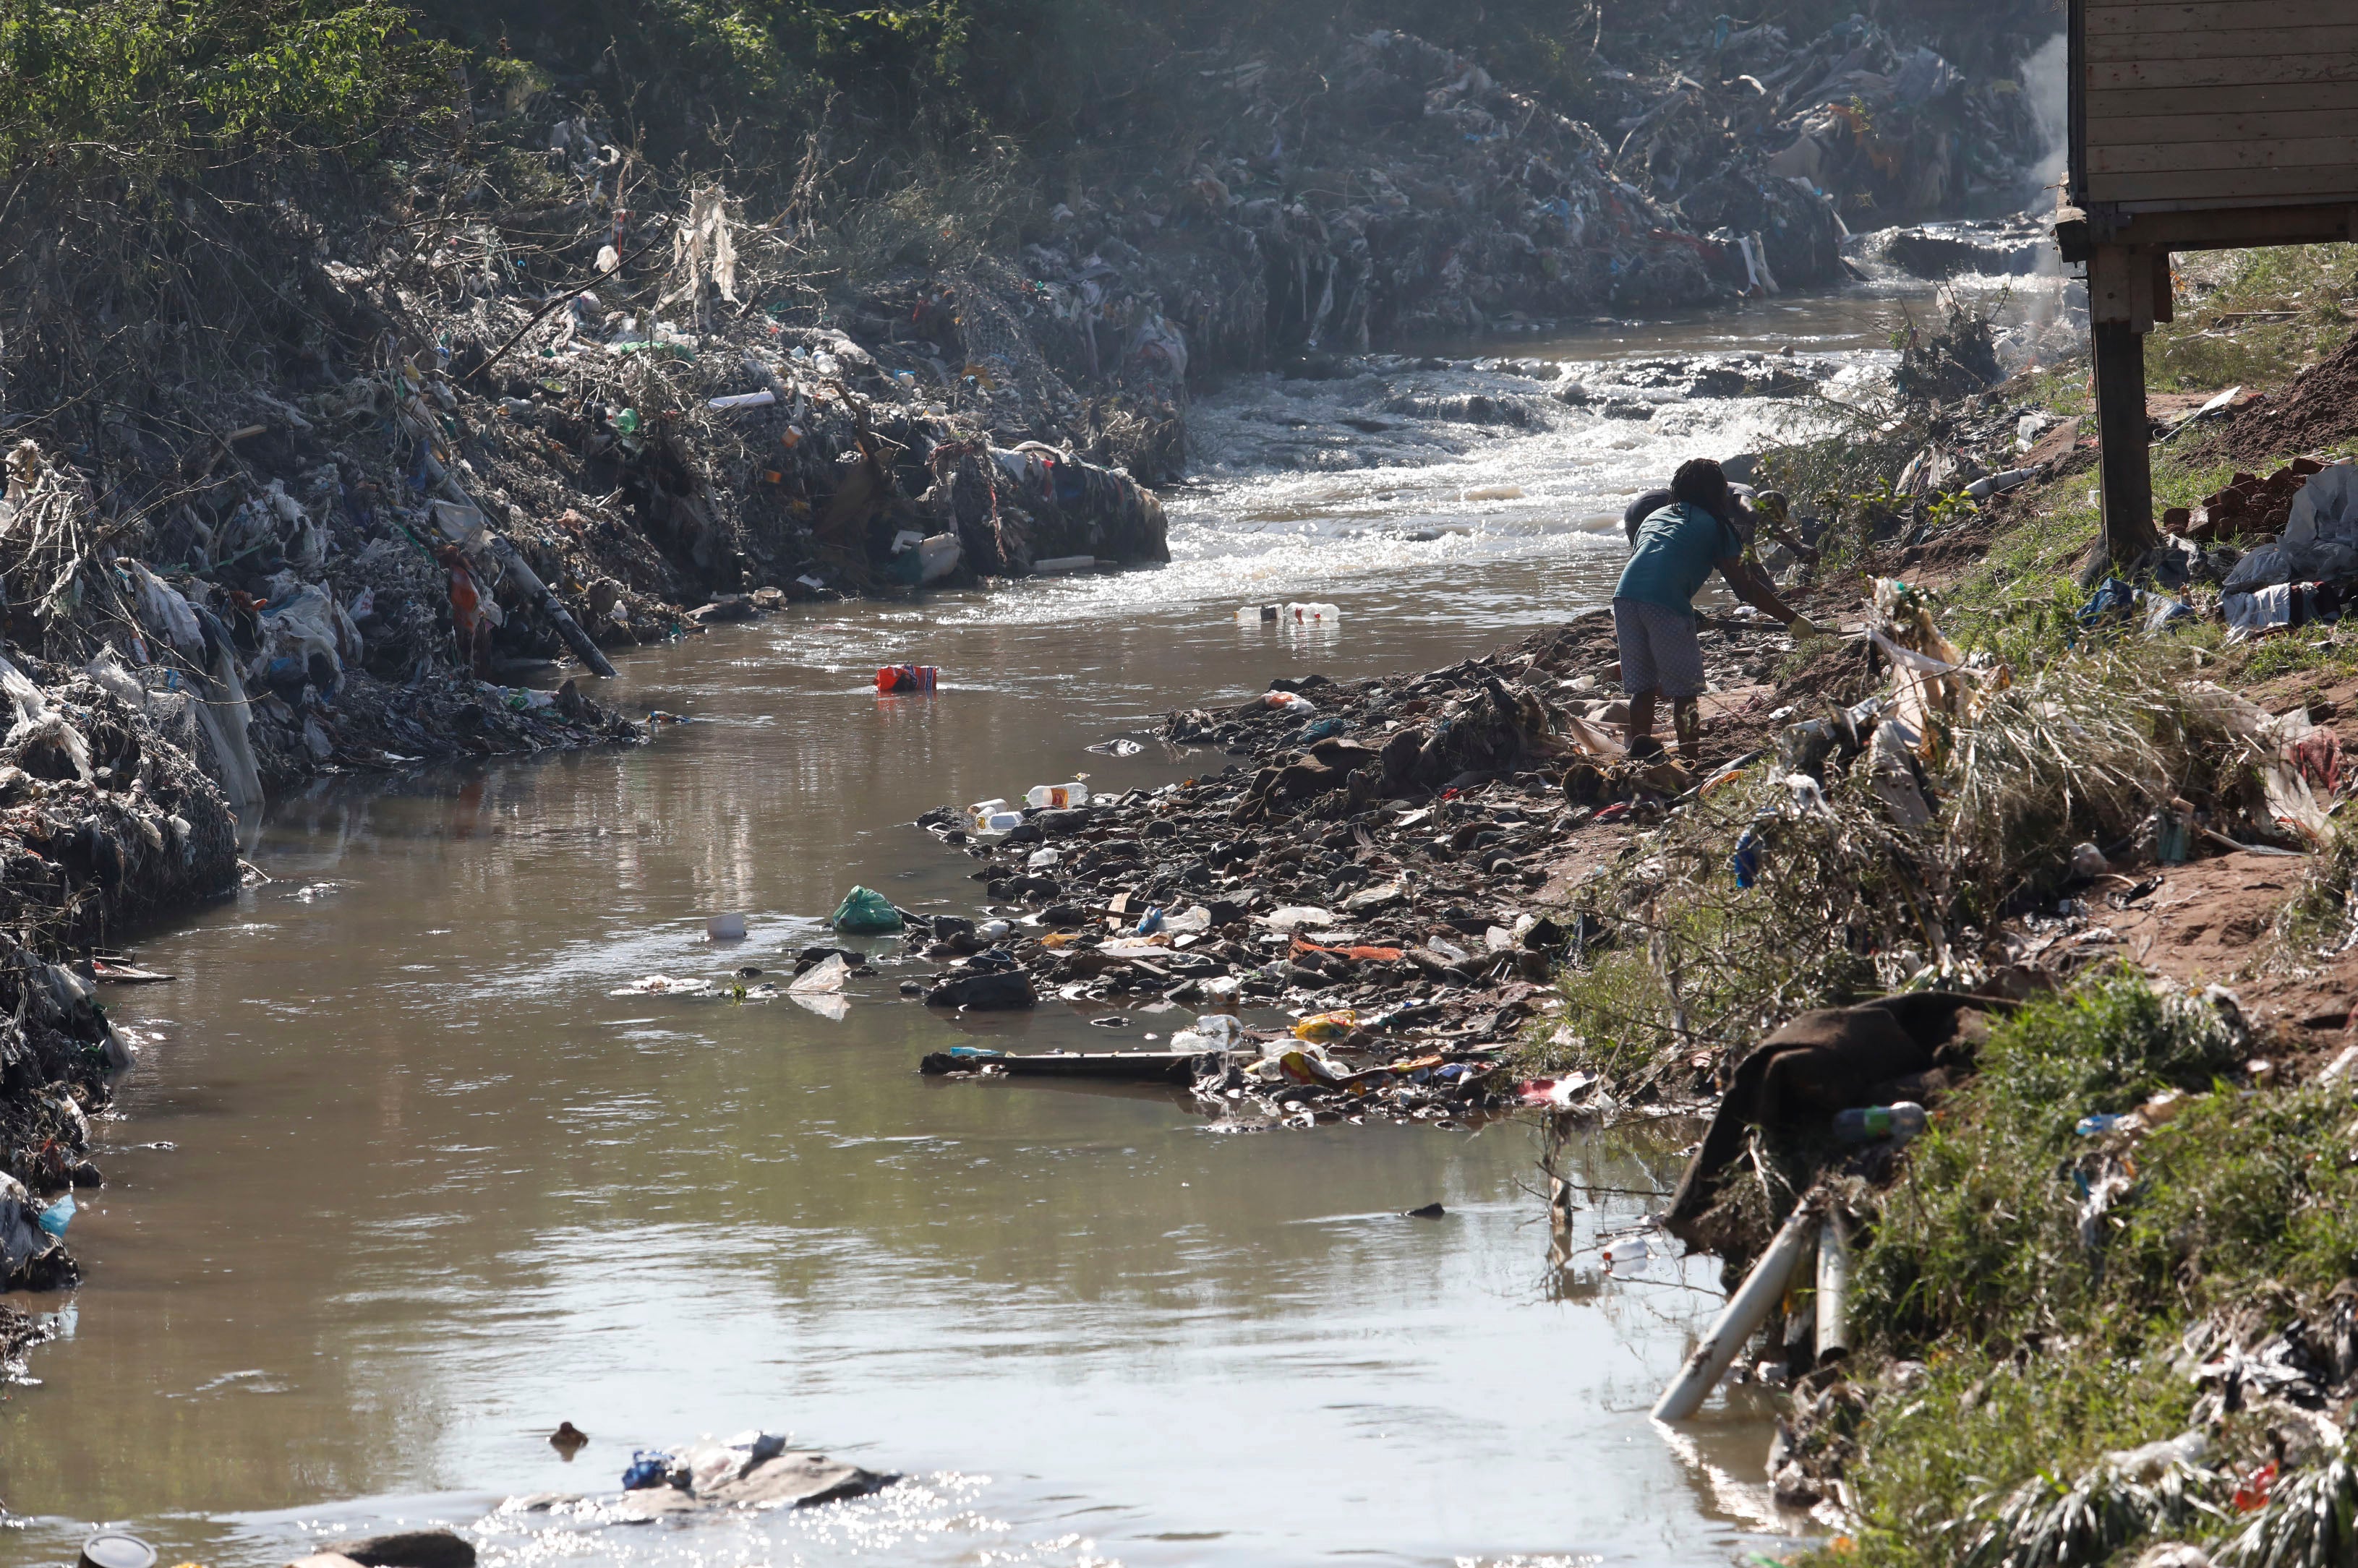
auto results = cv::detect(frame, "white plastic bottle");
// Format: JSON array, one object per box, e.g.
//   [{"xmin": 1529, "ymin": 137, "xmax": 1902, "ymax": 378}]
[
  {"xmin": 1286, "ymin": 601, "xmax": 1341, "ymax": 625},
  {"xmin": 965, "ymin": 797, "xmax": 1015, "ymax": 832},
  {"xmin": 1026, "ymin": 782, "xmax": 1090, "ymax": 809}
]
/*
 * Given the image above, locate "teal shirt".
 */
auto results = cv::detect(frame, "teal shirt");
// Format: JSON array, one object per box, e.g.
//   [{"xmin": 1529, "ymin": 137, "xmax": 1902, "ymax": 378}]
[{"xmin": 1614, "ymin": 502, "xmax": 1741, "ymax": 617}]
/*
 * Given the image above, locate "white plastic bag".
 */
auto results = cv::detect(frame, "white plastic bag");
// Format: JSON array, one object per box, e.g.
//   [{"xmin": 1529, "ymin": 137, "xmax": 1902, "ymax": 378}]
[
  {"xmin": 127, "ymin": 562, "xmax": 202, "ymax": 656},
  {"xmin": 2220, "ymin": 542, "xmax": 2291, "ymax": 592},
  {"xmin": 2283, "ymin": 462, "xmax": 2358, "ymax": 552}
]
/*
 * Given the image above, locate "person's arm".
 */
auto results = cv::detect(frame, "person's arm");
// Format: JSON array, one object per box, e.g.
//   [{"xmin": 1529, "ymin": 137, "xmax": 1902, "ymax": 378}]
[
  {"xmin": 1764, "ymin": 517, "xmax": 1819, "ymax": 562},
  {"xmin": 1714, "ymin": 554, "xmax": 1817, "ymax": 632}
]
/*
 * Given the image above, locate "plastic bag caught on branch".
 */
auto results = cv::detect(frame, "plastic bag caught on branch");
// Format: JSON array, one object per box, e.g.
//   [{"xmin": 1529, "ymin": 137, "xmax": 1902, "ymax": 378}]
[{"xmin": 664, "ymin": 185, "xmax": 738, "ymax": 311}]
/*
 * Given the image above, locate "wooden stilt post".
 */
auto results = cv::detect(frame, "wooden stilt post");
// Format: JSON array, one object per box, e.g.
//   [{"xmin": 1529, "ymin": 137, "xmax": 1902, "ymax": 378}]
[
  {"xmin": 2088, "ymin": 244, "xmax": 2166, "ymax": 566},
  {"xmin": 2092, "ymin": 320, "xmax": 2154, "ymax": 563}
]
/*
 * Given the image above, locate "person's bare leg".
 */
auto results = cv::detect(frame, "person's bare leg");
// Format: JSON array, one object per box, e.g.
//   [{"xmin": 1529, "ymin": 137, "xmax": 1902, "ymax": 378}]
[
  {"xmin": 1626, "ymin": 690, "xmax": 1657, "ymax": 755},
  {"xmin": 1673, "ymin": 695, "xmax": 1701, "ymax": 760}
]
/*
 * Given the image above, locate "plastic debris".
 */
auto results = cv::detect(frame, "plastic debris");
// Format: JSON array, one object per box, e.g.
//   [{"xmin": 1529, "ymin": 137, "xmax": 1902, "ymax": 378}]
[
  {"xmin": 830, "ymin": 886, "xmax": 905, "ymax": 934},
  {"xmin": 1291, "ymin": 1008, "xmax": 1359, "ymax": 1043}
]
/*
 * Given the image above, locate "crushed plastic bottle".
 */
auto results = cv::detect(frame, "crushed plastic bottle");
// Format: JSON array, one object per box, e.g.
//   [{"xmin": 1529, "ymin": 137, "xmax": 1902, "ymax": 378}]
[
  {"xmin": 1833, "ymin": 1102, "xmax": 1926, "ymax": 1144},
  {"xmin": 1026, "ymin": 782, "xmax": 1089, "ymax": 809},
  {"xmin": 1170, "ymin": 1014, "xmax": 1244, "ymax": 1052},
  {"xmin": 1262, "ymin": 690, "xmax": 1317, "ymax": 714},
  {"xmin": 965, "ymin": 798, "xmax": 1022, "ymax": 834},
  {"xmin": 1291, "ymin": 1008, "xmax": 1360, "ymax": 1043}
]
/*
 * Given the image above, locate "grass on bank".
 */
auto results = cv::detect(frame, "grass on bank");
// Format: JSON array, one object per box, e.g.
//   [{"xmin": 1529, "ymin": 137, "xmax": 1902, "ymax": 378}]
[
  {"xmin": 2149, "ymin": 244, "xmax": 2358, "ymax": 396},
  {"xmin": 1803, "ymin": 972, "xmax": 2358, "ymax": 1567},
  {"xmin": 1555, "ymin": 258, "xmax": 2358, "ymax": 1567}
]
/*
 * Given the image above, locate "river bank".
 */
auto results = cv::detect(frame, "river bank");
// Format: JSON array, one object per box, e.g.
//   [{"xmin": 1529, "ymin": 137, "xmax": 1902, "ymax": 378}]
[{"xmin": 1485, "ymin": 272, "xmax": 2358, "ymax": 1564}]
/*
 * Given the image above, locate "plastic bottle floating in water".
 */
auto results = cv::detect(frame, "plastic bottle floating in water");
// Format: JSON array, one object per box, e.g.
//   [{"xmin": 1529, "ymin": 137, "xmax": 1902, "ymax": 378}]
[
  {"xmin": 965, "ymin": 798, "xmax": 1023, "ymax": 834},
  {"xmin": 1026, "ymin": 783, "xmax": 1089, "ymax": 809},
  {"xmin": 1602, "ymin": 1233, "xmax": 1649, "ymax": 1268},
  {"xmin": 1285, "ymin": 602, "xmax": 1341, "ymax": 625}
]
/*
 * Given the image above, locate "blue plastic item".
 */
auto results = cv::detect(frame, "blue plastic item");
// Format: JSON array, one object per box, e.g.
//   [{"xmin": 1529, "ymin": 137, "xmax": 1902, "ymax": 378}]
[
  {"xmin": 36, "ymin": 1193, "xmax": 73, "ymax": 1237},
  {"xmin": 622, "ymin": 1450, "xmax": 670, "ymax": 1490},
  {"xmin": 1135, "ymin": 907, "xmax": 1165, "ymax": 936},
  {"xmin": 2076, "ymin": 576, "xmax": 2138, "ymax": 624},
  {"xmin": 1730, "ymin": 827, "xmax": 1761, "ymax": 889}
]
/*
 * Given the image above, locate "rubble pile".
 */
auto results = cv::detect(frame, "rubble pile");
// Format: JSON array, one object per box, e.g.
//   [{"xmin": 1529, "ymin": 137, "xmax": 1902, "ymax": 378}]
[
  {"xmin": 1693, "ymin": 6, "xmax": 2062, "ymax": 227},
  {"xmin": 901, "ymin": 612, "xmax": 1796, "ymax": 1129},
  {"xmin": 819, "ymin": 12, "xmax": 2067, "ymax": 428},
  {"xmin": 0, "ymin": 929, "xmax": 149, "ymax": 1292},
  {"xmin": 2196, "ymin": 328, "xmax": 2358, "ymax": 468}
]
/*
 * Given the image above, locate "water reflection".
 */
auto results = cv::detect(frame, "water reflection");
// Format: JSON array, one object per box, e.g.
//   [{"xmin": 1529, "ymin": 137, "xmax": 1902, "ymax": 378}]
[{"xmin": 0, "ymin": 311, "xmax": 1937, "ymax": 1564}]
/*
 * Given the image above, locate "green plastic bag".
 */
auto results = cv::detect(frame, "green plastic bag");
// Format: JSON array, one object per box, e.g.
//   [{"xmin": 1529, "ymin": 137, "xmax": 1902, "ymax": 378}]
[{"xmin": 831, "ymin": 885, "xmax": 904, "ymax": 934}]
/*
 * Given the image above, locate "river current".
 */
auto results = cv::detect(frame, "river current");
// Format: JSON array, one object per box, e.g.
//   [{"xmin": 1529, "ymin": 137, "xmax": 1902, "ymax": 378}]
[{"xmin": 0, "ymin": 279, "xmax": 2030, "ymax": 1567}]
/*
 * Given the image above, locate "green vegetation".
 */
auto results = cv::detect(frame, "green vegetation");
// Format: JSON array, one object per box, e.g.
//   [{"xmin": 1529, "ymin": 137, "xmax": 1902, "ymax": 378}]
[
  {"xmin": 1678, "ymin": 278, "xmax": 2358, "ymax": 1556},
  {"xmin": 0, "ymin": 1, "xmax": 456, "ymax": 178},
  {"xmin": 2149, "ymin": 244, "xmax": 2358, "ymax": 397},
  {"xmin": 1814, "ymin": 974, "xmax": 2358, "ymax": 1567}
]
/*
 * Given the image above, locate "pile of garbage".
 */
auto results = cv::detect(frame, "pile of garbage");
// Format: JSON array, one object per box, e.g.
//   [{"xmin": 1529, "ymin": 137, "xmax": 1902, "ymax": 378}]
[
  {"xmin": 897, "ymin": 608, "xmax": 1815, "ymax": 1128},
  {"xmin": 596, "ymin": 1429, "xmax": 894, "ymax": 1519},
  {"xmin": 1, "ymin": 931, "xmax": 147, "ymax": 1293}
]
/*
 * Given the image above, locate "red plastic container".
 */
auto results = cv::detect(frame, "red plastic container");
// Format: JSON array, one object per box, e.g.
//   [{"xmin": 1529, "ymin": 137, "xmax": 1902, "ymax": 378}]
[{"xmin": 876, "ymin": 664, "xmax": 939, "ymax": 693}]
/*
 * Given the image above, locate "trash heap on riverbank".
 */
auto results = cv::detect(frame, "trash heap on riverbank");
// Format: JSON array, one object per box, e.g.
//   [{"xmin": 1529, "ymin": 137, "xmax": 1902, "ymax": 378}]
[
  {"xmin": 901, "ymin": 604, "xmax": 1815, "ymax": 1128},
  {"xmin": 0, "ymin": 922, "xmax": 150, "ymax": 1293},
  {"xmin": 1456, "ymin": 291, "xmax": 2358, "ymax": 1561}
]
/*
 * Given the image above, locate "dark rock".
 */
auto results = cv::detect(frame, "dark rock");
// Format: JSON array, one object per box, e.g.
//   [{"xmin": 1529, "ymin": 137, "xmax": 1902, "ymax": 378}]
[
  {"xmin": 325, "ymin": 1532, "xmax": 477, "ymax": 1568},
  {"xmin": 923, "ymin": 969, "xmax": 1038, "ymax": 1010}
]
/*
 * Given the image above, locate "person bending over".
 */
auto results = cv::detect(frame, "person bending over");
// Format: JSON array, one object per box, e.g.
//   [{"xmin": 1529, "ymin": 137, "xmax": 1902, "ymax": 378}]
[{"xmin": 1612, "ymin": 458, "xmax": 1819, "ymax": 759}]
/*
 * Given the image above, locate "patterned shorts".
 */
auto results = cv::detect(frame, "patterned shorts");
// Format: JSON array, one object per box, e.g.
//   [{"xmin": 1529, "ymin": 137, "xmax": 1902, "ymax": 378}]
[{"xmin": 1612, "ymin": 596, "xmax": 1706, "ymax": 699}]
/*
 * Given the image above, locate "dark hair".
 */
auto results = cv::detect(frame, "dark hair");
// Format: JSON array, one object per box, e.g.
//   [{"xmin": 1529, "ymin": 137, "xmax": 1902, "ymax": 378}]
[{"xmin": 1671, "ymin": 458, "xmax": 1730, "ymax": 512}]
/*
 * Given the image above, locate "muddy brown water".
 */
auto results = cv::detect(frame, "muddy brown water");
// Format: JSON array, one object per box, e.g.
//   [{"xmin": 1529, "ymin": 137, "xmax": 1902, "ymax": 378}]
[{"xmin": 0, "ymin": 278, "xmax": 2040, "ymax": 1567}]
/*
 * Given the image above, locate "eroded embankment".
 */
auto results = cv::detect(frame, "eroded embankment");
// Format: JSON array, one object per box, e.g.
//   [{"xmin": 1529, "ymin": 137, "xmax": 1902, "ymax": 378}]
[{"xmin": 1479, "ymin": 320, "xmax": 2358, "ymax": 1564}]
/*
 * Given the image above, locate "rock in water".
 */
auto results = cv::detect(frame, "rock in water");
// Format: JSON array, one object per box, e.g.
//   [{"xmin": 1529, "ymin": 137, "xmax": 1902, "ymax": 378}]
[
  {"xmin": 616, "ymin": 1451, "xmax": 895, "ymax": 1518},
  {"xmin": 322, "ymin": 1532, "xmax": 477, "ymax": 1568},
  {"xmin": 922, "ymin": 969, "xmax": 1038, "ymax": 1011}
]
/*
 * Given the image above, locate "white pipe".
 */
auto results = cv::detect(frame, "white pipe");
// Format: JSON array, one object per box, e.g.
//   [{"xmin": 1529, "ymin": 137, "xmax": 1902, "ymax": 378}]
[
  {"xmin": 1652, "ymin": 1202, "xmax": 1817, "ymax": 1421},
  {"xmin": 1815, "ymin": 1212, "xmax": 1853, "ymax": 1365}
]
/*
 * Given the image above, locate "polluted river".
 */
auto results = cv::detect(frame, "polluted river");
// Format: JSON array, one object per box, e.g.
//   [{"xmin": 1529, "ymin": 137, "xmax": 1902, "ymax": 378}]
[{"xmin": 1, "ymin": 281, "xmax": 2042, "ymax": 1567}]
